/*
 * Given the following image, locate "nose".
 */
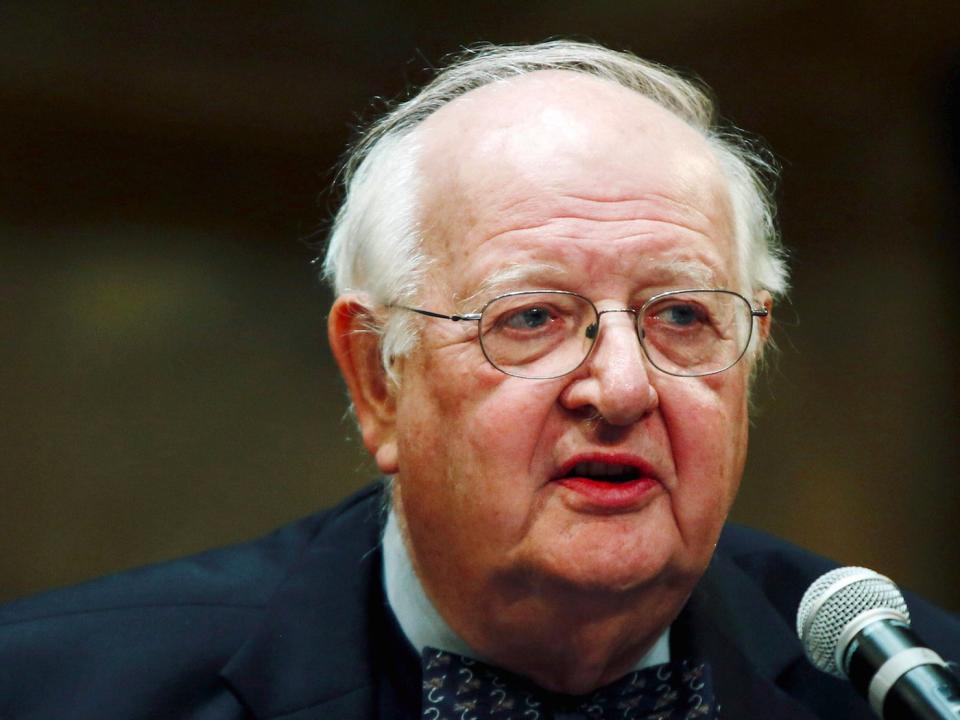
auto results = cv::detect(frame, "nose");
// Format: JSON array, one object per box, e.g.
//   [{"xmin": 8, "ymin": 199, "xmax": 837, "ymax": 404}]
[{"xmin": 559, "ymin": 309, "xmax": 659, "ymax": 425}]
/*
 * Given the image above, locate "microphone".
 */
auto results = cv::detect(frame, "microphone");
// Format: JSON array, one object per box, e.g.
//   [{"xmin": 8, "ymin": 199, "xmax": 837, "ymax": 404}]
[{"xmin": 796, "ymin": 566, "xmax": 960, "ymax": 719}]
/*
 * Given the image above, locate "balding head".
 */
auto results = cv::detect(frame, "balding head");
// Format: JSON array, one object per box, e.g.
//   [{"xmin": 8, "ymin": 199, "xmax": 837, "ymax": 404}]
[{"xmin": 416, "ymin": 70, "xmax": 735, "ymax": 291}]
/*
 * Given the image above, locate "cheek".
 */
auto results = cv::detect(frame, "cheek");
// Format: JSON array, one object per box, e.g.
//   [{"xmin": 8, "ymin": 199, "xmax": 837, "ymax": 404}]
[
  {"xmin": 659, "ymin": 374, "xmax": 749, "ymax": 522},
  {"xmin": 467, "ymin": 389, "xmax": 555, "ymax": 467},
  {"xmin": 394, "ymin": 368, "xmax": 564, "ymax": 581},
  {"xmin": 394, "ymin": 360, "xmax": 556, "ymax": 519}
]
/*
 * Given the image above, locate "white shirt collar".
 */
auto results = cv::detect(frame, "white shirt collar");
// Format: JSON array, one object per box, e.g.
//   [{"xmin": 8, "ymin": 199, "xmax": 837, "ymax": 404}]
[{"xmin": 382, "ymin": 508, "xmax": 670, "ymax": 669}]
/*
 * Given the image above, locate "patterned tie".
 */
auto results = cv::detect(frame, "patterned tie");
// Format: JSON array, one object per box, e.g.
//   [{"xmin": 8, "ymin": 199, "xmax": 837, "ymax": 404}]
[{"xmin": 420, "ymin": 647, "xmax": 718, "ymax": 720}]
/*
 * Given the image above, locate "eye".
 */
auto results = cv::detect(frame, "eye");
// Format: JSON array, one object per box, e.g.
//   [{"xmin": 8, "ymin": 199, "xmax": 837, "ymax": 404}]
[
  {"xmin": 647, "ymin": 299, "xmax": 713, "ymax": 332},
  {"xmin": 659, "ymin": 302, "xmax": 701, "ymax": 326},
  {"xmin": 503, "ymin": 305, "xmax": 554, "ymax": 330},
  {"xmin": 481, "ymin": 292, "xmax": 588, "ymax": 342}
]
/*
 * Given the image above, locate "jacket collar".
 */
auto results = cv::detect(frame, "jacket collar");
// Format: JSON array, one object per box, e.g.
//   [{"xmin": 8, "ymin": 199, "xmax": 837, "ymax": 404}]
[
  {"xmin": 674, "ymin": 551, "xmax": 822, "ymax": 719},
  {"xmin": 220, "ymin": 485, "xmax": 386, "ymax": 720}
]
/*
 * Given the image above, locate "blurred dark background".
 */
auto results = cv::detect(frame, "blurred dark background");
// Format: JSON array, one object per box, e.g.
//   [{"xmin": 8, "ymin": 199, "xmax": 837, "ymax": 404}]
[{"xmin": 2, "ymin": 2, "xmax": 958, "ymax": 610}]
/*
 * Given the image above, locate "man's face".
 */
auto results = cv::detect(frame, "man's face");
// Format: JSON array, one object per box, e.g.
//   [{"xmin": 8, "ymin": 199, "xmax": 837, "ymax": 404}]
[{"xmin": 381, "ymin": 72, "xmax": 756, "ymax": 635}]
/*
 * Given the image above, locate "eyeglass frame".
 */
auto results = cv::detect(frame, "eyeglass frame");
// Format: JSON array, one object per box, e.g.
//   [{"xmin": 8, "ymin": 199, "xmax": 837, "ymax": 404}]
[{"xmin": 389, "ymin": 288, "xmax": 769, "ymax": 379}]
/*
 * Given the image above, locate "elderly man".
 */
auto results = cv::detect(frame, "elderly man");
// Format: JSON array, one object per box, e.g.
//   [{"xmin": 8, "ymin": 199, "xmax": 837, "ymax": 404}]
[{"xmin": 1, "ymin": 40, "xmax": 958, "ymax": 720}]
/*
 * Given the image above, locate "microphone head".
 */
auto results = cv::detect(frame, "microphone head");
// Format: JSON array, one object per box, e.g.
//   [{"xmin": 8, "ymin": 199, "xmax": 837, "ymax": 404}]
[{"xmin": 796, "ymin": 566, "xmax": 910, "ymax": 677}]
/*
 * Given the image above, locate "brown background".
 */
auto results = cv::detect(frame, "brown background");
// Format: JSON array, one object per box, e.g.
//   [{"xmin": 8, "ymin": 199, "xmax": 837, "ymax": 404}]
[{"xmin": 2, "ymin": 2, "xmax": 958, "ymax": 611}]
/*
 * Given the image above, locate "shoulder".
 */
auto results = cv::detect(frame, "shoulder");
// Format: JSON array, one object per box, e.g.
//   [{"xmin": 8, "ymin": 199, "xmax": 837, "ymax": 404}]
[
  {"xmin": 717, "ymin": 524, "xmax": 837, "ymax": 617},
  {"xmin": 1, "ymin": 483, "xmax": 382, "ymax": 624},
  {"xmin": 716, "ymin": 524, "xmax": 960, "ymax": 658},
  {"xmin": 0, "ymin": 483, "xmax": 384, "ymax": 719}
]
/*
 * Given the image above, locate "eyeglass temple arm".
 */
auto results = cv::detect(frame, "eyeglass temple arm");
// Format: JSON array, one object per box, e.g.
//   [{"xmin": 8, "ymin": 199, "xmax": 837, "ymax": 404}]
[
  {"xmin": 751, "ymin": 306, "xmax": 769, "ymax": 318},
  {"xmin": 390, "ymin": 304, "xmax": 482, "ymax": 323}
]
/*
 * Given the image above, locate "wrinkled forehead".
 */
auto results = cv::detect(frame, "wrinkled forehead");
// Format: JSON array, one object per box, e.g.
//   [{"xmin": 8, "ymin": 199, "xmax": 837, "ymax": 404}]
[{"xmin": 413, "ymin": 70, "xmax": 735, "ymax": 285}]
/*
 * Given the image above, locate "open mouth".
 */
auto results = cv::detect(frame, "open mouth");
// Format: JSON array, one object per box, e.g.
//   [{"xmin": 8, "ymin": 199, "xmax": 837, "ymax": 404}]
[
  {"xmin": 561, "ymin": 461, "xmax": 644, "ymax": 484},
  {"xmin": 554, "ymin": 456, "xmax": 659, "ymax": 508}
]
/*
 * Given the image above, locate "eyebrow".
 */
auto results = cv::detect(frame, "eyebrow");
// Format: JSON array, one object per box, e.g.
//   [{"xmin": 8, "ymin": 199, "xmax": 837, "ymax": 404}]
[
  {"xmin": 654, "ymin": 257, "xmax": 719, "ymax": 287},
  {"xmin": 455, "ymin": 263, "xmax": 564, "ymax": 311},
  {"xmin": 455, "ymin": 256, "xmax": 721, "ymax": 311}
]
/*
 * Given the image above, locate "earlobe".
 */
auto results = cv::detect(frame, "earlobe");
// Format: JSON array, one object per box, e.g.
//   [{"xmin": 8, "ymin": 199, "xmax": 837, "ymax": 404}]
[
  {"xmin": 327, "ymin": 296, "xmax": 400, "ymax": 475},
  {"xmin": 756, "ymin": 290, "xmax": 773, "ymax": 345}
]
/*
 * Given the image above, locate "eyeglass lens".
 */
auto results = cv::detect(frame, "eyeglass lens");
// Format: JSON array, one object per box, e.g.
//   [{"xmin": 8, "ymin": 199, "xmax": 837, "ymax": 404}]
[{"xmin": 477, "ymin": 291, "xmax": 753, "ymax": 379}]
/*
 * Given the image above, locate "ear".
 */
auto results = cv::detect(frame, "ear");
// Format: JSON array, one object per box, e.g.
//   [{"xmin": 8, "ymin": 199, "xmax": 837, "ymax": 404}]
[
  {"xmin": 327, "ymin": 295, "xmax": 399, "ymax": 475},
  {"xmin": 755, "ymin": 290, "xmax": 773, "ymax": 345}
]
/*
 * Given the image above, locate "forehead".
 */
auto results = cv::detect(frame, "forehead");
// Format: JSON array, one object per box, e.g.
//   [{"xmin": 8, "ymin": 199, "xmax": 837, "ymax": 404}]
[{"xmin": 415, "ymin": 71, "xmax": 735, "ymax": 295}]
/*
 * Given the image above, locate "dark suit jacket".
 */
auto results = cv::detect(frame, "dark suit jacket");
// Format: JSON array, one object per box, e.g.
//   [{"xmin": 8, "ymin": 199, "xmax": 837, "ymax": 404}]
[{"xmin": 2, "ymin": 483, "xmax": 958, "ymax": 719}]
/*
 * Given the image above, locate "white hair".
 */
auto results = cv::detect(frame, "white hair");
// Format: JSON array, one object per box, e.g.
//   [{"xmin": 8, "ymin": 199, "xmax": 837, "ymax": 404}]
[{"xmin": 323, "ymin": 40, "xmax": 788, "ymax": 374}]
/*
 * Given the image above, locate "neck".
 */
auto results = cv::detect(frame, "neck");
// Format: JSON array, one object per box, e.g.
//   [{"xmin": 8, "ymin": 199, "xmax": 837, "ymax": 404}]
[{"xmin": 383, "ymin": 509, "xmax": 674, "ymax": 694}]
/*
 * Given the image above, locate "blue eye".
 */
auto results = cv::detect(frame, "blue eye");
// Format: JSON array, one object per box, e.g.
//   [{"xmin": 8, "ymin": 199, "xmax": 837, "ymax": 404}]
[
  {"xmin": 504, "ymin": 306, "xmax": 552, "ymax": 330},
  {"xmin": 661, "ymin": 303, "xmax": 699, "ymax": 326}
]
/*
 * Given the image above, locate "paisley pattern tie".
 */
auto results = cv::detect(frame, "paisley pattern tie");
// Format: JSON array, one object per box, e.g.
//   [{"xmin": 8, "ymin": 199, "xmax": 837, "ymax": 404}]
[{"xmin": 421, "ymin": 647, "xmax": 718, "ymax": 720}]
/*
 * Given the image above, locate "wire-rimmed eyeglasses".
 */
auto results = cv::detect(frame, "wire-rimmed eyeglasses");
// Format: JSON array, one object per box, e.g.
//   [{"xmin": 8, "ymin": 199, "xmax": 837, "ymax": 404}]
[{"xmin": 390, "ymin": 289, "xmax": 768, "ymax": 379}]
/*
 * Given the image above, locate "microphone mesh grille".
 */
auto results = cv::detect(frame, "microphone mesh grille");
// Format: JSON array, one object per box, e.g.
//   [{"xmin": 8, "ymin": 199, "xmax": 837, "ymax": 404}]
[{"xmin": 795, "ymin": 566, "xmax": 909, "ymax": 677}]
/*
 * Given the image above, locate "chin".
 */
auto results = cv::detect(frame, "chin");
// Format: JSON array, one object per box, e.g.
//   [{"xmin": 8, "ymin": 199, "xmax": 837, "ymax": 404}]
[
  {"xmin": 527, "ymin": 538, "xmax": 678, "ymax": 596},
  {"xmin": 553, "ymin": 567, "xmax": 667, "ymax": 595}
]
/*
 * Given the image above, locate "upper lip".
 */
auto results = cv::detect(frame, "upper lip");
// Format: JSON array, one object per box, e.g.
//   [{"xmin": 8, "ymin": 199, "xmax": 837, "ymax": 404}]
[{"xmin": 553, "ymin": 453, "xmax": 660, "ymax": 482}]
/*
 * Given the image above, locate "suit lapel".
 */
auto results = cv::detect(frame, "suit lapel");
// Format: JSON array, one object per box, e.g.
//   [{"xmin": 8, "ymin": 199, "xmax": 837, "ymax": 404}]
[
  {"xmin": 677, "ymin": 551, "xmax": 875, "ymax": 719},
  {"xmin": 219, "ymin": 488, "xmax": 386, "ymax": 720},
  {"xmin": 674, "ymin": 553, "xmax": 819, "ymax": 719}
]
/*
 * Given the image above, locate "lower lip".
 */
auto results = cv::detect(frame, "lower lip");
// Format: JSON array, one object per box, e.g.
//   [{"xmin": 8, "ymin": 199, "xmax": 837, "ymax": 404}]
[{"xmin": 556, "ymin": 477, "xmax": 659, "ymax": 510}]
